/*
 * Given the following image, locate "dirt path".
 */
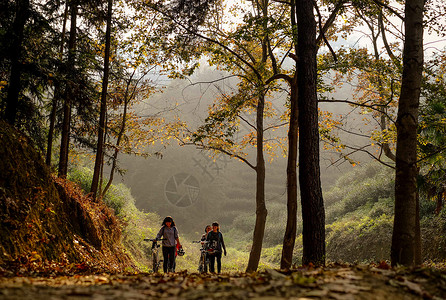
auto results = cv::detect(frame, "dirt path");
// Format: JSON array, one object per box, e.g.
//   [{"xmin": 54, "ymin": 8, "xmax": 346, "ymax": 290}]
[{"xmin": 1, "ymin": 265, "xmax": 445, "ymax": 299}]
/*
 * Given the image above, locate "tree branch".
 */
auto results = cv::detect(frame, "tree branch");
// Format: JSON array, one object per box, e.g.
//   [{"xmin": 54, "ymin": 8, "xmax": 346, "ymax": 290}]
[
  {"xmin": 320, "ymin": 98, "xmax": 396, "ymax": 123},
  {"xmin": 147, "ymin": 3, "xmax": 262, "ymax": 80},
  {"xmin": 314, "ymin": 0, "xmax": 337, "ymax": 62},
  {"xmin": 265, "ymin": 73, "xmax": 293, "ymax": 85},
  {"xmin": 379, "ymin": 10, "xmax": 401, "ymax": 68},
  {"xmin": 370, "ymin": 0, "xmax": 404, "ymax": 20},
  {"xmin": 181, "ymin": 141, "xmax": 257, "ymax": 170}
]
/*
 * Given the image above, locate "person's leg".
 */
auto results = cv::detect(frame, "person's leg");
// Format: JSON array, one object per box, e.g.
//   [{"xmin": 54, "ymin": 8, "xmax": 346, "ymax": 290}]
[
  {"xmin": 162, "ymin": 246, "xmax": 169, "ymax": 273},
  {"xmin": 168, "ymin": 247, "xmax": 176, "ymax": 272},
  {"xmin": 208, "ymin": 254, "xmax": 216, "ymax": 273},
  {"xmin": 216, "ymin": 252, "xmax": 222, "ymax": 273}
]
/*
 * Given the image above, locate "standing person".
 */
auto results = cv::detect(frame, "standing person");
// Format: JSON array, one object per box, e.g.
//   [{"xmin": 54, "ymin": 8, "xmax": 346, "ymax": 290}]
[
  {"xmin": 200, "ymin": 224, "xmax": 212, "ymax": 273},
  {"xmin": 206, "ymin": 221, "xmax": 227, "ymax": 273},
  {"xmin": 156, "ymin": 216, "xmax": 181, "ymax": 273}
]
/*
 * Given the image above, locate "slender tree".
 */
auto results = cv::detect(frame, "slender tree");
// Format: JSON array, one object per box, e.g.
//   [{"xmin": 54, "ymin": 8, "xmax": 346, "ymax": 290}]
[
  {"xmin": 280, "ymin": 0, "xmax": 299, "ymax": 270},
  {"xmin": 91, "ymin": 0, "xmax": 113, "ymax": 199},
  {"xmin": 46, "ymin": 2, "xmax": 69, "ymax": 166},
  {"xmin": 391, "ymin": 0, "xmax": 424, "ymax": 266},
  {"xmin": 246, "ymin": 90, "xmax": 268, "ymax": 273},
  {"xmin": 4, "ymin": 0, "xmax": 30, "ymax": 125},
  {"xmin": 101, "ymin": 70, "xmax": 133, "ymax": 198},
  {"xmin": 58, "ymin": 0, "xmax": 78, "ymax": 178}
]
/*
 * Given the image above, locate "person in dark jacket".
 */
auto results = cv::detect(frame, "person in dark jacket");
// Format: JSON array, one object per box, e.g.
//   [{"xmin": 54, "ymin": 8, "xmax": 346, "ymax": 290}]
[
  {"xmin": 156, "ymin": 216, "xmax": 181, "ymax": 273},
  {"xmin": 206, "ymin": 221, "xmax": 226, "ymax": 273}
]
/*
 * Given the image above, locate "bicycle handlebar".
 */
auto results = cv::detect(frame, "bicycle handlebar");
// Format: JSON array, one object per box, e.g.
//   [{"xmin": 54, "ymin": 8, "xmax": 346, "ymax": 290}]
[
  {"xmin": 144, "ymin": 238, "xmax": 167, "ymax": 242},
  {"xmin": 192, "ymin": 240, "xmax": 209, "ymax": 243}
]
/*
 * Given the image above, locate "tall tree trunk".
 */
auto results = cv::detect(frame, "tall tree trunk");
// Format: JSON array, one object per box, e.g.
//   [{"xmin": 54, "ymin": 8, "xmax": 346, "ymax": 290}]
[
  {"xmin": 281, "ymin": 78, "xmax": 298, "ymax": 269},
  {"xmin": 246, "ymin": 93, "xmax": 267, "ymax": 272},
  {"xmin": 391, "ymin": 0, "xmax": 424, "ymax": 267},
  {"xmin": 102, "ymin": 75, "xmax": 134, "ymax": 197},
  {"xmin": 46, "ymin": 95, "xmax": 58, "ymax": 166},
  {"xmin": 4, "ymin": 0, "xmax": 29, "ymax": 125},
  {"xmin": 245, "ymin": 0, "xmax": 269, "ymax": 272},
  {"xmin": 97, "ymin": 118, "xmax": 107, "ymax": 199},
  {"xmin": 91, "ymin": 0, "xmax": 113, "ymax": 198},
  {"xmin": 415, "ymin": 191, "xmax": 421, "ymax": 265},
  {"xmin": 58, "ymin": 2, "xmax": 77, "ymax": 178},
  {"xmin": 280, "ymin": 0, "xmax": 299, "ymax": 270},
  {"xmin": 435, "ymin": 191, "xmax": 443, "ymax": 215},
  {"xmin": 47, "ymin": 2, "xmax": 69, "ymax": 166},
  {"xmin": 298, "ymin": 0, "xmax": 325, "ymax": 266},
  {"xmin": 372, "ymin": 18, "xmax": 396, "ymax": 162}
]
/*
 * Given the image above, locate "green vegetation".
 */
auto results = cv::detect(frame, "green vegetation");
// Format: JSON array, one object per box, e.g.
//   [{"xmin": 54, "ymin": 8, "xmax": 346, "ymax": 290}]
[
  {"xmin": 67, "ymin": 163, "xmax": 272, "ymax": 272},
  {"xmin": 68, "ymin": 165, "xmax": 160, "ymax": 272},
  {"xmin": 217, "ymin": 161, "xmax": 446, "ymax": 267},
  {"xmin": 2, "ymin": 118, "xmax": 444, "ymax": 274},
  {"xmin": 0, "ymin": 123, "xmax": 134, "ymax": 274},
  {"xmin": 321, "ymin": 162, "xmax": 445, "ymax": 264}
]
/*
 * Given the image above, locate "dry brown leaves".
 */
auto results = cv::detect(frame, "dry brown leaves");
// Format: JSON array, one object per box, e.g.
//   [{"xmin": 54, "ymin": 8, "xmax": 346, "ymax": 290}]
[{"xmin": 0, "ymin": 264, "xmax": 445, "ymax": 299}]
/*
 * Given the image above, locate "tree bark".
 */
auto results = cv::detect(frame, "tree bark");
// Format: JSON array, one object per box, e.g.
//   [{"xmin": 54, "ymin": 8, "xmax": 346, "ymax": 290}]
[
  {"xmin": 298, "ymin": 0, "xmax": 325, "ymax": 266},
  {"xmin": 280, "ymin": 0, "xmax": 299, "ymax": 271},
  {"xmin": 246, "ymin": 93, "xmax": 267, "ymax": 273},
  {"xmin": 415, "ymin": 191, "xmax": 421, "ymax": 265},
  {"xmin": 435, "ymin": 191, "xmax": 443, "ymax": 215},
  {"xmin": 4, "ymin": 0, "xmax": 29, "ymax": 125},
  {"xmin": 102, "ymin": 72, "xmax": 135, "ymax": 197},
  {"xmin": 47, "ymin": 2, "xmax": 69, "ymax": 167},
  {"xmin": 391, "ymin": 0, "xmax": 424, "ymax": 267},
  {"xmin": 58, "ymin": 1, "xmax": 77, "ymax": 178},
  {"xmin": 245, "ymin": 0, "xmax": 269, "ymax": 272},
  {"xmin": 281, "ymin": 78, "xmax": 298, "ymax": 269},
  {"xmin": 91, "ymin": 0, "xmax": 113, "ymax": 198}
]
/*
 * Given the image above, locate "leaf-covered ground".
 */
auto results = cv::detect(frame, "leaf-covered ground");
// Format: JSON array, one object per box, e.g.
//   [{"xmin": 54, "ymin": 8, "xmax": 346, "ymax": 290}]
[{"xmin": 1, "ymin": 263, "xmax": 446, "ymax": 299}]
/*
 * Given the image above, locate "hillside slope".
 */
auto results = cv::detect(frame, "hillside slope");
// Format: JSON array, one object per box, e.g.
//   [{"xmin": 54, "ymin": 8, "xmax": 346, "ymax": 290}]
[{"xmin": 0, "ymin": 122, "xmax": 135, "ymax": 275}]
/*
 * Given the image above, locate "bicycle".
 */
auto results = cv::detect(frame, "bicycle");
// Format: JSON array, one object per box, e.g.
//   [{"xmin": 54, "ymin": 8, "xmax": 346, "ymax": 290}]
[
  {"xmin": 193, "ymin": 240, "xmax": 211, "ymax": 273},
  {"xmin": 144, "ymin": 238, "xmax": 166, "ymax": 273}
]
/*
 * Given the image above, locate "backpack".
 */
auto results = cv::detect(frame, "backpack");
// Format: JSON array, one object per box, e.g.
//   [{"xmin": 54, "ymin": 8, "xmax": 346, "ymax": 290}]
[{"xmin": 207, "ymin": 231, "xmax": 222, "ymax": 253}]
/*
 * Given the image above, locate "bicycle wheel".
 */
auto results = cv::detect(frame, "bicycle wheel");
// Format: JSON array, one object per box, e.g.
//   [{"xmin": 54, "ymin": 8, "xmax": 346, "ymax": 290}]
[
  {"xmin": 204, "ymin": 257, "xmax": 209, "ymax": 273},
  {"xmin": 202, "ymin": 253, "xmax": 209, "ymax": 273},
  {"xmin": 152, "ymin": 252, "xmax": 159, "ymax": 273},
  {"xmin": 198, "ymin": 260, "xmax": 204, "ymax": 273}
]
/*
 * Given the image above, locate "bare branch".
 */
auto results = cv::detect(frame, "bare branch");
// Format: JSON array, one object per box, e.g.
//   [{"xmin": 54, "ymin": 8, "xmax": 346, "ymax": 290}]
[
  {"xmin": 370, "ymin": 0, "xmax": 404, "ymax": 20},
  {"xmin": 264, "ymin": 122, "xmax": 288, "ymax": 132},
  {"xmin": 316, "ymin": 0, "xmax": 345, "ymax": 46},
  {"xmin": 379, "ymin": 10, "xmax": 401, "ymax": 68},
  {"xmin": 180, "ymin": 141, "xmax": 256, "ymax": 170},
  {"xmin": 332, "ymin": 124, "xmax": 371, "ymax": 139},
  {"xmin": 238, "ymin": 114, "xmax": 257, "ymax": 131},
  {"xmin": 265, "ymin": 73, "xmax": 293, "ymax": 85},
  {"xmin": 327, "ymin": 141, "xmax": 396, "ymax": 169},
  {"xmin": 319, "ymin": 98, "xmax": 396, "ymax": 123}
]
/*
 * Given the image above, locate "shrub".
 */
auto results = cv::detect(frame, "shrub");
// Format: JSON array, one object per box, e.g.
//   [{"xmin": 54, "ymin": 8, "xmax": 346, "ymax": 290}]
[
  {"xmin": 68, "ymin": 166, "xmax": 93, "ymax": 192},
  {"xmin": 326, "ymin": 214, "xmax": 393, "ymax": 263},
  {"xmin": 325, "ymin": 162, "xmax": 394, "ymax": 223}
]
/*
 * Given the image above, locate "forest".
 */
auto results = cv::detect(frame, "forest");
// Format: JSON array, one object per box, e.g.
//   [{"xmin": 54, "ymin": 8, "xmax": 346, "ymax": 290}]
[{"xmin": 1, "ymin": 0, "xmax": 446, "ymax": 298}]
